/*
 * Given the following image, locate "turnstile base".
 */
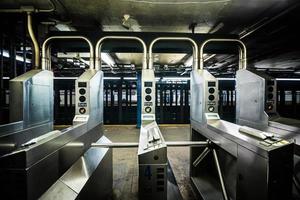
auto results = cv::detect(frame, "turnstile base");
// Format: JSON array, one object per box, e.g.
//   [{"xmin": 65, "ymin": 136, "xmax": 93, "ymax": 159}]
[{"xmin": 167, "ymin": 161, "xmax": 183, "ymax": 200}]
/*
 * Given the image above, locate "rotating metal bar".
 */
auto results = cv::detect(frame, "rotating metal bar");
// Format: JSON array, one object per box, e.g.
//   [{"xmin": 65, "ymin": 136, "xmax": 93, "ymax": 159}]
[
  {"xmin": 91, "ymin": 142, "xmax": 139, "ymax": 148},
  {"xmin": 165, "ymin": 141, "xmax": 208, "ymax": 147},
  {"xmin": 212, "ymin": 149, "xmax": 228, "ymax": 200},
  {"xmin": 91, "ymin": 141, "xmax": 210, "ymax": 148},
  {"xmin": 193, "ymin": 147, "xmax": 211, "ymax": 167}
]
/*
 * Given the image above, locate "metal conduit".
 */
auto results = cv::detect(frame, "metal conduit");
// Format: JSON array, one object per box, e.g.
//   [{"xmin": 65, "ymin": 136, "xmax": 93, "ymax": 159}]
[
  {"xmin": 95, "ymin": 36, "xmax": 147, "ymax": 71},
  {"xmin": 148, "ymin": 37, "xmax": 198, "ymax": 70},
  {"xmin": 27, "ymin": 12, "xmax": 40, "ymax": 69},
  {"xmin": 41, "ymin": 36, "xmax": 94, "ymax": 70},
  {"xmin": 199, "ymin": 38, "xmax": 247, "ymax": 70}
]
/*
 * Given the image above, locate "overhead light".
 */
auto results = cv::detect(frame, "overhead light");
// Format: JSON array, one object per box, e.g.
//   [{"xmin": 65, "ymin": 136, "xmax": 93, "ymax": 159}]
[
  {"xmin": 55, "ymin": 24, "xmax": 76, "ymax": 31},
  {"xmin": 57, "ymin": 52, "xmax": 115, "ymax": 67},
  {"xmin": 104, "ymin": 77, "xmax": 121, "ymax": 80},
  {"xmin": 0, "ymin": 49, "xmax": 31, "ymax": 63},
  {"xmin": 217, "ymin": 78, "xmax": 235, "ymax": 81},
  {"xmin": 101, "ymin": 53, "xmax": 115, "ymax": 67},
  {"xmin": 209, "ymin": 22, "xmax": 224, "ymax": 33},
  {"xmin": 276, "ymin": 78, "xmax": 300, "ymax": 81},
  {"xmin": 158, "ymin": 77, "xmax": 190, "ymax": 81},
  {"xmin": 184, "ymin": 56, "xmax": 193, "ymax": 67},
  {"xmin": 124, "ymin": 77, "xmax": 137, "ymax": 80}
]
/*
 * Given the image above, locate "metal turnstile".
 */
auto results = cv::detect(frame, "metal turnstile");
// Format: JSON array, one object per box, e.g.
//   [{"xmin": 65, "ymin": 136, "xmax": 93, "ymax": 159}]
[
  {"xmin": 138, "ymin": 121, "xmax": 168, "ymax": 200},
  {"xmin": 0, "ymin": 36, "xmax": 110, "ymax": 200},
  {"xmin": 190, "ymin": 39, "xmax": 294, "ymax": 200},
  {"xmin": 0, "ymin": 69, "xmax": 53, "ymax": 155},
  {"xmin": 236, "ymin": 69, "xmax": 300, "ymax": 147}
]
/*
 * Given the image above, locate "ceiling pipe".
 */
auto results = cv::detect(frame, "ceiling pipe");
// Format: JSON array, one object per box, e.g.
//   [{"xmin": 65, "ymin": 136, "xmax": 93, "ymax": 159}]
[
  {"xmin": 0, "ymin": 1, "xmax": 56, "ymax": 69},
  {"xmin": 95, "ymin": 36, "xmax": 147, "ymax": 71},
  {"xmin": 199, "ymin": 39, "xmax": 247, "ymax": 70},
  {"xmin": 41, "ymin": 36, "xmax": 94, "ymax": 70},
  {"xmin": 0, "ymin": 0, "xmax": 55, "ymax": 13},
  {"xmin": 27, "ymin": 12, "xmax": 40, "ymax": 69},
  {"xmin": 149, "ymin": 37, "xmax": 198, "ymax": 70},
  {"xmin": 203, "ymin": 3, "xmax": 300, "ymax": 66}
]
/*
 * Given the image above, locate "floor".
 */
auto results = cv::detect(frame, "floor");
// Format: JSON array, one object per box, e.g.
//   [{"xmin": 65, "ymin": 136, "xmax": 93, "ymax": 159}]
[{"xmin": 103, "ymin": 124, "xmax": 197, "ymax": 200}]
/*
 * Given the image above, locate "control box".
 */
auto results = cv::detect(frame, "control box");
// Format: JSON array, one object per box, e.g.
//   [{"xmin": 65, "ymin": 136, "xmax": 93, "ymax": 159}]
[
  {"xmin": 73, "ymin": 70, "xmax": 103, "ymax": 128},
  {"xmin": 264, "ymin": 78, "xmax": 277, "ymax": 115},
  {"xmin": 141, "ymin": 69, "xmax": 156, "ymax": 121},
  {"xmin": 191, "ymin": 69, "xmax": 219, "ymax": 124}
]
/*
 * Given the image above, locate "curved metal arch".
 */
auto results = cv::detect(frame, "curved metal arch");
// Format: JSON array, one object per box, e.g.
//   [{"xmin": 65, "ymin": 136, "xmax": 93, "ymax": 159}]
[
  {"xmin": 41, "ymin": 36, "xmax": 94, "ymax": 70},
  {"xmin": 95, "ymin": 36, "xmax": 147, "ymax": 70},
  {"xmin": 149, "ymin": 37, "xmax": 199, "ymax": 70},
  {"xmin": 199, "ymin": 38, "xmax": 247, "ymax": 70}
]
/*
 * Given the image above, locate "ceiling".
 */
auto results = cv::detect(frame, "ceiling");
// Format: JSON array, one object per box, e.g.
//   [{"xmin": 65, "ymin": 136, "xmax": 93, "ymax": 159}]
[
  {"xmin": 0, "ymin": 0, "xmax": 296, "ymax": 33},
  {"xmin": 0, "ymin": 0, "xmax": 300, "ymax": 77}
]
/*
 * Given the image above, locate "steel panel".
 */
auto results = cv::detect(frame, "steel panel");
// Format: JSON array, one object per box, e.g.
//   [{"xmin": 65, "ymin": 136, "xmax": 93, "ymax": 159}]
[
  {"xmin": 9, "ymin": 70, "xmax": 53, "ymax": 128},
  {"xmin": 236, "ymin": 69, "xmax": 268, "ymax": 129}
]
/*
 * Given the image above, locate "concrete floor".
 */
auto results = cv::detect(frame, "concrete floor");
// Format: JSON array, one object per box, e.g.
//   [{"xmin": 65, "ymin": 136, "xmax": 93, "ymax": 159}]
[{"xmin": 103, "ymin": 125, "xmax": 197, "ymax": 200}]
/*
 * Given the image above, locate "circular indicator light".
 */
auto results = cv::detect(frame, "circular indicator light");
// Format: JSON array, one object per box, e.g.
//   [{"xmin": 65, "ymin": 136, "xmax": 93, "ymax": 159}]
[
  {"xmin": 145, "ymin": 88, "xmax": 152, "ymax": 94},
  {"xmin": 208, "ymin": 106, "xmax": 215, "ymax": 112},
  {"xmin": 145, "ymin": 95, "xmax": 152, "ymax": 101},
  {"xmin": 79, "ymin": 88, "xmax": 86, "ymax": 95},
  {"xmin": 208, "ymin": 95, "xmax": 215, "ymax": 101},
  {"xmin": 145, "ymin": 107, "xmax": 152, "ymax": 113},
  {"xmin": 208, "ymin": 88, "xmax": 215, "ymax": 94},
  {"xmin": 268, "ymin": 87, "xmax": 274, "ymax": 92},
  {"xmin": 79, "ymin": 96, "xmax": 86, "ymax": 102},
  {"xmin": 79, "ymin": 108, "xmax": 86, "ymax": 114},
  {"xmin": 268, "ymin": 93, "xmax": 273, "ymax": 100}
]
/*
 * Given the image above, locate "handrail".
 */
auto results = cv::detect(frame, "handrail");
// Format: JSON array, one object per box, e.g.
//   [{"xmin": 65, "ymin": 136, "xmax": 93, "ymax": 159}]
[
  {"xmin": 41, "ymin": 36, "xmax": 94, "ymax": 70},
  {"xmin": 199, "ymin": 38, "xmax": 247, "ymax": 70},
  {"xmin": 95, "ymin": 36, "xmax": 147, "ymax": 70},
  {"xmin": 149, "ymin": 37, "xmax": 198, "ymax": 70}
]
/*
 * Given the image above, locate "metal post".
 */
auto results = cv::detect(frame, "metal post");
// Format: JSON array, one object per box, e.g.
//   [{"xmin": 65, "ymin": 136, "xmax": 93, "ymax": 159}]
[
  {"xmin": 212, "ymin": 149, "xmax": 228, "ymax": 200},
  {"xmin": 136, "ymin": 71, "xmax": 141, "ymax": 128},
  {"xmin": 91, "ymin": 142, "xmax": 139, "ymax": 148},
  {"xmin": 9, "ymin": 23, "xmax": 16, "ymax": 78},
  {"xmin": 193, "ymin": 147, "xmax": 210, "ymax": 167},
  {"xmin": 0, "ymin": 32, "xmax": 4, "ymax": 106},
  {"xmin": 22, "ymin": 15, "xmax": 27, "ymax": 73}
]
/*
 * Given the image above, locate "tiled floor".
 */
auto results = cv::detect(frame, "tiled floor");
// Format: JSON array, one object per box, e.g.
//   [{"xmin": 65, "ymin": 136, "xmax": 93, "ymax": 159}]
[{"xmin": 104, "ymin": 124, "xmax": 196, "ymax": 200}]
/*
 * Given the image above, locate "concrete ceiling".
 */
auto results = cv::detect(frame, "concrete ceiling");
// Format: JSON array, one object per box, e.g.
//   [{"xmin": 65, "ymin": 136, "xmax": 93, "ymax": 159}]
[
  {"xmin": 1, "ymin": 0, "xmax": 299, "ymax": 77},
  {"xmin": 0, "ymin": 0, "xmax": 297, "ymax": 33}
]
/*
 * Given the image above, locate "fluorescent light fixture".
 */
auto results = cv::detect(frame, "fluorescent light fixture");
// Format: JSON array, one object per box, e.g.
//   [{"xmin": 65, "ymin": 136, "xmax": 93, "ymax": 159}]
[
  {"xmin": 156, "ymin": 77, "xmax": 190, "ymax": 81},
  {"xmin": 2, "ymin": 77, "xmax": 9, "ymax": 80},
  {"xmin": 57, "ymin": 52, "xmax": 115, "ymax": 67},
  {"xmin": 217, "ymin": 78, "xmax": 236, "ymax": 81},
  {"xmin": 54, "ymin": 77, "xmax": 78, "ymax": 80},
  {"xmin": 276, "ymin": 78, "xmax": 300, "ymax": 81},
  {"xmin": 55, "ymin": 24, "xmax": 76, "ymax": 31},
  {"xmin": 184, "ymin": 56, "xmax": 193, "ymax": 67},
  {"xmin": 124, "ymin": 77, "xmax": 137, "ymax": 80},
  {"xmin": 104, "ymin": 77, "xmax": 121, "ymax": 80},
  {"xmin": 101, "ymin": 53, "xmax": 115, "ymax": 67},
  {"xmin": 0, "ymin": 50, "xmax": 31, "ymax": 63}
]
